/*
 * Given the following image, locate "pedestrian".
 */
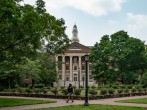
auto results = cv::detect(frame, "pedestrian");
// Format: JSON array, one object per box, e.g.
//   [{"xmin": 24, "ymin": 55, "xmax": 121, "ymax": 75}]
[{"xmin": 66, "ymin": 83, "xmax": 74, "ymax": 103}]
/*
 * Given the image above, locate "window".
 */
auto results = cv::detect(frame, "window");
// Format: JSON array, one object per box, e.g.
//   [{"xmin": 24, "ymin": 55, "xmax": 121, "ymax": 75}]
[
  {"xmin": 66, "ymin": 65, "xmax": 69, "ymax": 70},
  {"xmin": 74, "ymin": 74, "xmax": 77, "ymax": 81},
  {"xmin": 89, "ymin": 65, "xmax": 92, "ymax": 70},
  {"xmin": 82, "ymin": 65, "xmax": 85, "ymax": 70},
  {"xmin": 65, "ymin": 57, "xmax": 69, "ymax": 63},
  {"xmin": 74, "ymin": 66, "xmax": 77, "ymax": 70},
  {"xmin": 89, "ymin": 75, "xmax": 92, "ymax": 79},
  {"xmin": 82, "ymin": 75, "xmax": 85, "ymax": 81},
  {"xmin": 59, "ymin": 75, "xmax": 62, "ymax": 80},
  {"xmin": 66, "ymin": 76, "xmax": 69, "ymax": 81},
  {"xmin": 81, "ymin": 56, "xmax": 85, "ymax": 62}
]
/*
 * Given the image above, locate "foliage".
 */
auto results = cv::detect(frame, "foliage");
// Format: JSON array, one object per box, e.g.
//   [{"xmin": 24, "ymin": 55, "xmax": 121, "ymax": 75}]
[
  {"xmin": 61, "ymin": 89, "xmax": 68, "ymax": 95},
  {"xmin": 112, "ymin": 85, "xmax": 118, "ymax": 89},
  {"xmin": 124, "ymin": 89, "xmax": 129, "ymax": 93},
  {"xmin": 141, "ymin": 71, "xmax": 147, "ymax": 87},
  {"xmin": 90, "ymin": 30, "xmax": 147, "ymax": 84},
  {"xmin": 41, "ymin": 88, "xmax": 48, "ymax": 94},
  {"xmin": 51, "ymin": 88, "xmax": 58, "ymax": 95},
  {"xmin": 34, "ymin": 84, "xmax": 45, "ymax": 88},
  {"xmin": 37, "ymin": 52, "xmax": 57, "ymax": 86},
  {"xmin": 74, "ymin": 89, "xmax": 81, "ymax": 95},
  {"xmin": 131, "ymin": 88, "xmax": 136, "ymax": 93},
  {"xmin": 117, "ymin": 89, "xmax": 123, "ymax": 94},
  {"xmin": 100, "ymin": 88, "xmax": 107, "ymax": 95},
  {"xmin": 89, "ymin": 89, "xmax": 98, "ymax": 95},
  {"xmin": 25, "ymin": 88, "xmax": 33, "ymax": 93},
  {"xmin": 108, "ymin": 88, "xmax": 115, "ymax": 94},
  {"xmin": 0, "ymin": 0, "xmax": 70, "ymax": 88},
  {"xmin": 91, "ymin": 86, "xmax": 96, "ymax": 89}
]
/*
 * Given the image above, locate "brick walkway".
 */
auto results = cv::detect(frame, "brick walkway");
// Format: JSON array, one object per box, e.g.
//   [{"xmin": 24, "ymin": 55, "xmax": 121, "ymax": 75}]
[{"xmin": 0, "ymin": 95, "xmax": 147, "ymax": 110}]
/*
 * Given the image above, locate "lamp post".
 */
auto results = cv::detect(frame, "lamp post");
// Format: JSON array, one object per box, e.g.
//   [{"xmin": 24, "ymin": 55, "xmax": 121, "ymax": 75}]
[{"xmin": 84, "ymin": 54, "xmax": 89, "ymax": 106}]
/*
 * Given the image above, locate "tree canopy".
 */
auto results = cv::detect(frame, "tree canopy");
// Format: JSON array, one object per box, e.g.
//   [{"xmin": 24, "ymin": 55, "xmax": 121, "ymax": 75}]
[
  {"xmin": 0, "ymin": 0, "xmax": 70, "ymax": 63},
  {"xmin": 0, "ymin": 0, "xmax": 70, "ymax": 88},
  {"xmin": 90, "ymin": 30, "xmax": 147, "ymax": 84}
]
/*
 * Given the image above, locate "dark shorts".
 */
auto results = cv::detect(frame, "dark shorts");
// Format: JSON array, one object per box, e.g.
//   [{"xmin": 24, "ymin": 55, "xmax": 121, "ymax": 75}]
[{"xmin": 68, "ymin": 92, "xmax": 73, "ymax": 96}]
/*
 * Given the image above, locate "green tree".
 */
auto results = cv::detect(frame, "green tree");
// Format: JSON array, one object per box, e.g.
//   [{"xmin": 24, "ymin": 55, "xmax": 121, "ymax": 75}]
[
  {"xmin": 18, "ymin": 58, "xmax": 40, "ymax": 87},
  {"xmin": 90, "ymin": 30, "xmax": 147, "ymax": 84},
  {"xmin": 0, "ymin": 0, "xmax": 70, "ymax": 88},
  {"xmin": 37, "ymin": 52, "xmax": 57, "ymax": 86},
  {"xmin": 141, "ymin": 71, "xmax": 147, "ymax": 87},
  {"xmin": 0, "ymin": 0, "xmax": 69, "ymax": 62}
]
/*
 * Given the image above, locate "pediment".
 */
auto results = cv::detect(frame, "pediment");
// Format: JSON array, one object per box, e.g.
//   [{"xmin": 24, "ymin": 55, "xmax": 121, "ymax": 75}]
[{"xmin": 66, "ymin": 42, "xmax": 91, "ymax": 53}]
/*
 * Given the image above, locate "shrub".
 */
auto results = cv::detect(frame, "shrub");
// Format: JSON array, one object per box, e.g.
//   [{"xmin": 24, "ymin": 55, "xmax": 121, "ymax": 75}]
[
  {"xmin": 131, "ymin": 88, "xmax": 136, "ymax": 93},
  {"xmin": 137, "ymin": 88, "xmax": 142, "ymax": 93},
  {"xmin": 0, "ymin": 86, "xmax": 5, "ymax": 91},
  {"xmin": 17, "ymin": 87, "xmax": 24, "ymax": 93},
  {"xmin": 89, "ymin": 89, "xmax": 98, "ymax": 95},
  {"xmin": 41, "ymin": 88, "xmax": 48, "ymax": 94},
  {"xmin": 108, "ymin": 88, "xmax": 115, "ymax": 94},
  {"xmin": 51, "ymin": 88, "xmax": 58, "ymax": 95},
  {"xmin": 61, "ymin": 89, "xmax": 68, "ymax": 95},
  {"xmin": 25, "ymin": 88, "xmax": 33, "ymax": 93},
  {"xmin": 124, "ymin": 89, "xmax": 129, "ymax": 93},
  {"xmin": 117, "ymin": 89, "xmax": 123, "ymax": 94},
  {"xmin": 119, "ymin": 85, "xmax": 126, "ymax": 89},
  {"xmin": 60, "ymin": 86, "xmax": 65, "ymax": 90},
  {"xmin": 127, "ymin": 85, "xmax": 132, "ymax": 89},
  {"xmin": 141, "ymin": 72, "xmax": 147, "ymax": 87},
  {"xmin": 34, "ymin": 84, "xmax": 45, "ymax": 88},
  {"xmin": 74, "ymin": 89, "xmax": 81, "ymax": 95},
  {"xmin": 80, "ymin": 86, "xmax": 84, "ymax": 89},
  {"xmin": 73, "ymin": 86, "xmax": 77, "ymax": 89},
  {"xmin": 98, "ymin": 85, "xmax": 102, "ymax": 89},
  {"xmin": 91, "ymin": 86, "xmax": 96, "ymax": 89},
  {"xmin": 11, "ymin": 89, "xmax": 16, "ymax": 92},
  {"xmin": 47, "ymin": 86, "xmax": 51, "ymax": 90},
  {"xmin": 100, "ymin": 89, "xmax": 107, "ymax": 95},
  {"xmin": 34, "ymin": 88, "xmax": 40, "ymax": 94},
  {"xmin": 14, "ymin": 84, "xmax": 20, "ymax": 88},
  {"xmin": 135, "ymin": 85, "xmax": 142, "ymax": 89},
  {"xmin": 112, "ymin": 85, "xmax": 118, "ymax": 89}
]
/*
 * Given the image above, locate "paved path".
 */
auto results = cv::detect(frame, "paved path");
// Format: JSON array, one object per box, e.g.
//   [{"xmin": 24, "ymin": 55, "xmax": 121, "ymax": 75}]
[{"xmin": 0, "ymin": 95, "xmax": 147, "ymax": 110}]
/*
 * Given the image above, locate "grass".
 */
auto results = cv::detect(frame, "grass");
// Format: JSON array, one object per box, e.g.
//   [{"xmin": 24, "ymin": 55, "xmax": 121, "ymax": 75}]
[
  {"xmin": 33, "ymin": 104, "xmax": 147, "ymax": 110},
  {"xmin": 0, "ymin": 97, "xmax": 56, "ymax": 107},
  {"xmin": 116, "ymin": 98, "xmax": 147, "ymax": 104}
]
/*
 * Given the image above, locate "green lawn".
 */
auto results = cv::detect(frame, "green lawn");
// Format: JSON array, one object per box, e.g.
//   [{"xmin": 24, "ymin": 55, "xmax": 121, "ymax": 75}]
[
  {"xmin": 33, "ymin": 104, "xmax": 147, "ymax": 110},
  {"xmin": 0, "ymin": 98, "xmax": 56, "ymax": 107},
  {"xmin": 116, "ymin": 98, "xmax": 147, "ymax": 104}
]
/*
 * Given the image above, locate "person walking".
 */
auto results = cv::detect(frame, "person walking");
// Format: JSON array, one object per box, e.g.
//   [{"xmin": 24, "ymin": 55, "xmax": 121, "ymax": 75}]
[{"xmin": 66, "ymin": 83, "xmax": 74, "ymax": 103}]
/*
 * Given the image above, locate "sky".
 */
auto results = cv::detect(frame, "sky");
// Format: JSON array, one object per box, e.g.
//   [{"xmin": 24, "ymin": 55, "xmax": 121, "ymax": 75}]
[{"xmin": 22, "ymin": 0, "xmax": 147, "ymax": 46}]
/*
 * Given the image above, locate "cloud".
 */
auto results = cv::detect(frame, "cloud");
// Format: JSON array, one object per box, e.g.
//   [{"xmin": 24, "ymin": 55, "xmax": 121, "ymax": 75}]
[
  {"xmin": 45, "ymin": 0, "xmax": 125, "ymax": 16},
  {"xmin": 126, "ymin": 13, "xmax": 147, "ymax": 43},
  {"xmin": 127, "ymin": 13, "xmax": 147, "ymax": 30}
]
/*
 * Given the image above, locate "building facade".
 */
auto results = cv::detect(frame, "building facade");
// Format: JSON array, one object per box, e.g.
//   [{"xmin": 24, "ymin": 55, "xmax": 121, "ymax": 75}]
[{"xmin": 55, "ymin": 25, "xmax": 96, "ymax": 87}]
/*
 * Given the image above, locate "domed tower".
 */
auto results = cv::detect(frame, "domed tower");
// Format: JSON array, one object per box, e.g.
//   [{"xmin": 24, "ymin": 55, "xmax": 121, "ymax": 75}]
[{"xmin": 72, "ymin": 24, "xmax": 79, "ymax": 42}]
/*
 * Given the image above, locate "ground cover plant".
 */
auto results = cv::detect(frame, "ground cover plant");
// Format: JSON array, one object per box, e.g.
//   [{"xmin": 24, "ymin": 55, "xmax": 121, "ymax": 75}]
[
  {"xmin": 116, "ymin": 98, "xmax": 147, "ymax": 104},
  {"xmin": 33, "ymin": 104, "xmax": 147, "ymax": 110},
  {"xmin": 0, "ymin": 98, "xmax": 56, "ymax": 107}
]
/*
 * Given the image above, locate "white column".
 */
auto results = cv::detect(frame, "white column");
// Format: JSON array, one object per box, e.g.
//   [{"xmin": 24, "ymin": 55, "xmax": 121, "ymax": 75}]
[
  {"xmin": 78, "ymin": 56, "xmax": 82, "ymax": 81},
  {"xmin": 62, "ymin": 56, "xmax": 65, "ymax": 81},
  {"xmin": 70, "ymin": 56, "xmax": 73, "ymax": 81},
  {"xmin": 55, "ymin": 56, "xmax": 58, "ymax": 71}
]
